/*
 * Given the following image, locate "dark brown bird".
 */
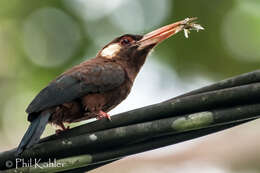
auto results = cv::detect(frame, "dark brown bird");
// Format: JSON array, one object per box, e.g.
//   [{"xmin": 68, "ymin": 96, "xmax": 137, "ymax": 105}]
[{"xmin": 17, "ymin": 17, "xmax": 203, "ymax": 154}]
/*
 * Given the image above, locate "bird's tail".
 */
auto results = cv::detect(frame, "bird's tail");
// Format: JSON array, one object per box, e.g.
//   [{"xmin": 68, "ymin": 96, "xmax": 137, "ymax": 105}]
[{"xmin": 16, "ymin": 111, "xmax": 51, "ymax": 155}]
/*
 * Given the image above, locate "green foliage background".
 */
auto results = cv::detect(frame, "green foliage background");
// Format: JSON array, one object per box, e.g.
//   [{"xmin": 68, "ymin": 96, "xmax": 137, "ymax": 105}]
[{"xmin": 0, "ymin": 0, "xmax": 260, "ymax": 172}]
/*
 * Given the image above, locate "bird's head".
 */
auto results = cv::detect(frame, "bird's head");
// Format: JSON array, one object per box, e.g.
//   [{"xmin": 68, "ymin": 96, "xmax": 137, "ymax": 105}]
[{"xmin": 97, "ymin": 17, "xmax": 204, "ymax": 74}]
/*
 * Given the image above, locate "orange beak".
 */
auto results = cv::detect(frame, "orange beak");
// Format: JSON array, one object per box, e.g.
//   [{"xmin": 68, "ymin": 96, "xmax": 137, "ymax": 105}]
[{"xmin": 137, "ymin": 17, "xmax": 204, "ymax": 50}]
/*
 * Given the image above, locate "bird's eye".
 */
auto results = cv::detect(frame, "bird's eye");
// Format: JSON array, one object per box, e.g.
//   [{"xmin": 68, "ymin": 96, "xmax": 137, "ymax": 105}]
[
  {"xmin": 122, "ymin": 39, "xmax": 129, "ymax": 44},
  {"xmin": 120, "ymin": 37, "xmax": 133, "ymax": 45}
]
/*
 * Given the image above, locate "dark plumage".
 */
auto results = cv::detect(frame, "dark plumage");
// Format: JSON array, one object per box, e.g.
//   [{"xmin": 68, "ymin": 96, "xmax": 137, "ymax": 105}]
[{"xmin": 17, "ymin": 17, "xmax": 204, "ymax": 155}]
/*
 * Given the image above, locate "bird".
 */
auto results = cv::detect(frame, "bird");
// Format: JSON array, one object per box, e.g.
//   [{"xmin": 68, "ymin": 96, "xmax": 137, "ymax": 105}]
[{"xmin": 17, "ymin": 17, "xmax": 204, "ymax": 155}]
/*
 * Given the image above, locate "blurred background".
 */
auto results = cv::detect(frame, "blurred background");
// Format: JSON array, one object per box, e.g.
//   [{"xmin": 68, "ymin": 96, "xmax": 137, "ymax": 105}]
[{"xmin": 0, "ymin": 0, "xmax": 260, "ymax": 172}]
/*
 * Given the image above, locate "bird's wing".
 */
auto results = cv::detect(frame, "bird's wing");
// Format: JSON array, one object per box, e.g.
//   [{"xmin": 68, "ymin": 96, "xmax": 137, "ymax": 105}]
[{"xmin": 26, "ymin": 62, "xmax": 125, "ymax": 114}]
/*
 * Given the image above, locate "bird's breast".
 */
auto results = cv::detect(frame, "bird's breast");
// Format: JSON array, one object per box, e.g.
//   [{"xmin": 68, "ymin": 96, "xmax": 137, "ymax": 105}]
[
  {"xmin": 82, "ymin": 79, "xmax": 133, "ymax": 112},
  {"xmin": 50, "ymin": 79, "xmax": 133, "ymax": 125}
]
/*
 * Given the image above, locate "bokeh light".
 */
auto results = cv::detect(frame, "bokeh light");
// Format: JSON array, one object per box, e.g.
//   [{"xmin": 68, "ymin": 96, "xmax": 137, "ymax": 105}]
[
  {"xmin": 22, "ymin": 7, "xmax": 82, "ymax": 67},
  {"xmin": 64, "ymin": 0, "xmax": 123, "ymax": 21},
  {"xmin": 222, "ymin": 0, "xmax": 260, "ymax": 62},
  {"xmin": 109, "ymin": 0, "xmax": 171, "ymax": 33},
  {"xmin": 110, "ymin": 0, "xmax": 145, "ymax": 33}
]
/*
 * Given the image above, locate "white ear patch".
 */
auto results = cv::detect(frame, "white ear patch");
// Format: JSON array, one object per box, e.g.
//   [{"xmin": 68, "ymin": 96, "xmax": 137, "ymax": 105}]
[{"xmin": 100, "ymin": 43, "xmax": 122, "ymax": 59}]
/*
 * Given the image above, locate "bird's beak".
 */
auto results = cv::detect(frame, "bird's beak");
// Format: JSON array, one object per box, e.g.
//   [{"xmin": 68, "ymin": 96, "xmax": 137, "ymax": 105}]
[{"xmin": 137, "ymin": 17, "xmax": 204, "ymax": 50}]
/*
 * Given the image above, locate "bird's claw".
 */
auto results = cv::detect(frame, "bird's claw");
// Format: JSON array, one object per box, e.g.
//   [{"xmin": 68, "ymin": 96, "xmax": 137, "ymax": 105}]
[
  {"xmin": 55, "ymin": 123, "xmax": 70, "ymax": 134},
  {"xmin": 55, "ymin": 129, "xmax": 63, "ymax": 134},
  {"xmin": 97, "ymin": 111, "xmax": 111, "ymax": 121}
]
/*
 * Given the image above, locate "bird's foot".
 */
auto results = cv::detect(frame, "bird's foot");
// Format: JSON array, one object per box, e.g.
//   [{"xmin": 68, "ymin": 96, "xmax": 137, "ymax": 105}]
[
  {"xmin": 55, "ymin": 129, "xmax": 63, "ymax": 134},
  {"xmin": 55, "ymin": 123, "xmax": 70, "ymax": 134},
  {"xmin": 97, "ymin": 111, "xmax": 111, "ymax": 121}
]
